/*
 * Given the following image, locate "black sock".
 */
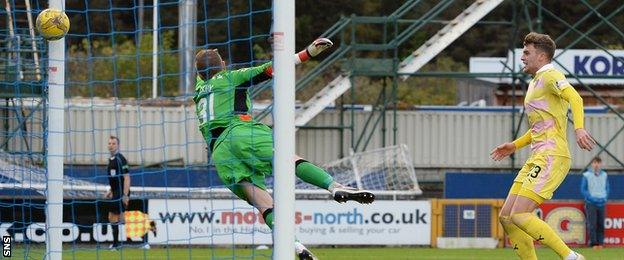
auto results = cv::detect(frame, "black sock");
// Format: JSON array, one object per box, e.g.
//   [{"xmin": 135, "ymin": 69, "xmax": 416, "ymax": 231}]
[{"xmin": 112, "ymin": 223, "xmax": 119, "ymax": 245}]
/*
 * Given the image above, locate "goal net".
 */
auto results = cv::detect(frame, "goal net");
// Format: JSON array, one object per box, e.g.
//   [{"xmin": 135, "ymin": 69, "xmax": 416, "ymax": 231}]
[
  {"xmin": 316, "ymin": 144, "xmax": 422, "ymax": 195},
  {"xmin": 1, "ymin": 1, "xmax": 423, "ymax": 259}
]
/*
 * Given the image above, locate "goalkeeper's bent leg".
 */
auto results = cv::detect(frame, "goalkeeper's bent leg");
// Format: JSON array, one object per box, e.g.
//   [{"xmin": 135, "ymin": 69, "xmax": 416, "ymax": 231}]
[
  {"xmin": 295, "ymin": 240, "xmax": 318, "ymax": 260},
  {"xmin": 294, "ymin": 159, "xmax": 374, "ymax": 203},
  {"xmin": 262, "ymin": 208, "xmax": 274, "ymax": 230},
  {"xmin": 295, "ymin": 159, "xmax": 333, "ymax": 190},
  {"xmin": 263, "ymin": 208, "xmax": 318, "ymax": 259}
]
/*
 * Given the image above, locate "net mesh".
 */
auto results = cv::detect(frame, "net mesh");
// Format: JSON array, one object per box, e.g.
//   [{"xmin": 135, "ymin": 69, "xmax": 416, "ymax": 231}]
[{"xmin": 309, "ymin": 144, "xmax": 422, "ymax": 194}]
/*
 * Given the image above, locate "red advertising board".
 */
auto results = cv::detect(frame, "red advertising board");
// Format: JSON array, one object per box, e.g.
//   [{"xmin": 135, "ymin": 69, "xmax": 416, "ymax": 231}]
[
  {"xmin": 602, "ymin": 204, "xmax": 624, "ymax": 246},
  {"xmin": 537, "ymin": 202, "xmax": 624, "ymax": 246}
]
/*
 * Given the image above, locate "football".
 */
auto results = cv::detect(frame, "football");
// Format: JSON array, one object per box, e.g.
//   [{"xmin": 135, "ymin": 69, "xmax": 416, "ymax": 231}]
[{"xmin": 35, "ymin": 8, "xmax": 70, "ymax": 41}]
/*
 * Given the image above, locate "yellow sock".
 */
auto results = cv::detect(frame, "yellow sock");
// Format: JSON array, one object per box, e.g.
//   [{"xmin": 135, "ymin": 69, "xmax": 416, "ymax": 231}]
[
  {"xmin": 500, "ymin": 216, "xmax": 537, "ymax": 260},
  {"xmin": 512, "ymin": 212, "xmax": 572, "ymax": 258}
]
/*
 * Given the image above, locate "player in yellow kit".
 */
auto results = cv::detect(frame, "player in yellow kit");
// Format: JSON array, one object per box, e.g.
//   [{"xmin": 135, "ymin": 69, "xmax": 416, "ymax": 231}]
[{"xmin": 491, "ymin": 32, "xmax": 596, "ymax": 260}]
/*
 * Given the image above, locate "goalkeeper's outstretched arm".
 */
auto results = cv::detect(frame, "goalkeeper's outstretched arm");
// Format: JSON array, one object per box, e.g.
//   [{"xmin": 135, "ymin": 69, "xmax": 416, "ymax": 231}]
[
  {"xmin": 208, "ymin": 38, "xmax": 334, "ymax": 86},
  {"xmin": 262, "ymin": 37, "xmax": 334, "ymax": 78},
  {"xmin": 294, "ymin": 38, "xmax": 333, "ymax": 65}
]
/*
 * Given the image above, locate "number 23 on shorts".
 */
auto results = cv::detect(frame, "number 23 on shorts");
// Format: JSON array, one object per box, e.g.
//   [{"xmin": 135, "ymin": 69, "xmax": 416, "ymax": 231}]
[{"xmin": 527, "ymin": 165, "xmax": 541, "ymax": 178}]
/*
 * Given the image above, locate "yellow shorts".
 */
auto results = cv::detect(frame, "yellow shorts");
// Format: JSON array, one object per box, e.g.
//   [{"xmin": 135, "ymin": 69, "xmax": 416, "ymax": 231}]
[{"xmin": 509, "ymin": 154, "xmax": 571, "ymax": 204}]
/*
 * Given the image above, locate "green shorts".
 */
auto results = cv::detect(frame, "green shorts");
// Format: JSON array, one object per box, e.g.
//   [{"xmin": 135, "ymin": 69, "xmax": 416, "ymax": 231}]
[{"xmin": 211, "ymin": 122, "xmax": 273, "ymax": 201}]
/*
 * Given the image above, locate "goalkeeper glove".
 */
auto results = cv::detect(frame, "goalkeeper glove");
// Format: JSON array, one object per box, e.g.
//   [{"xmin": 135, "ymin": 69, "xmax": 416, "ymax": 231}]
[
  {"xmin": 306, "ymin": 38, "xmax": 333, "ymax": 57},
  {"xmin": 295, "ymin": 38, "xmax": 333, "ymax": 64}
]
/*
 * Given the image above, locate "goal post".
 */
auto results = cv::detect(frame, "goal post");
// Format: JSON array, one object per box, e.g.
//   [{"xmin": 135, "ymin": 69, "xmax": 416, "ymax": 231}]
[
  {"xmin": 45, "ymin": 0, "xmax": 65, "ymax": 259},
  {"xmin": 272, "ymin": 0, "xmax": 296, "ymax": 259}
]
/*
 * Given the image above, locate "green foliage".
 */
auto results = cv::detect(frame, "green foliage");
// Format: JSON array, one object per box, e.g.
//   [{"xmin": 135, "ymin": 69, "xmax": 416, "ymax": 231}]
[
  {"xmin": 399, "ymin": 56, "xmax": 467, "ymax": 106},
  {"xmin": 59, "ymin": 0, "xmax": 624, "ymax": 104},
  {"xmin": 67, "ymin": 31, "xmax": 179, "ymax": 98},
  {"xmin": 339, "ymin": 56, "xmax": 466, "ymax": 106}
]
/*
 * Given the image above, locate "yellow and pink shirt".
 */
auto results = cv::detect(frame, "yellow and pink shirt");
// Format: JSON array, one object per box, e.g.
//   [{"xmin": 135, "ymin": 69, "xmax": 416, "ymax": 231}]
[{"xmin": 524, "ymin": 64, "xmax": 573, "ymax": 158}]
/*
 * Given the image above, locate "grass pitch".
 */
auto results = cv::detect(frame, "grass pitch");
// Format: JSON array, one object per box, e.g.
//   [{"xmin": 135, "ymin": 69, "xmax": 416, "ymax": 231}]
[{"xmin": 9, "ymin": 245, "xmax": 624, "ymax": 259}]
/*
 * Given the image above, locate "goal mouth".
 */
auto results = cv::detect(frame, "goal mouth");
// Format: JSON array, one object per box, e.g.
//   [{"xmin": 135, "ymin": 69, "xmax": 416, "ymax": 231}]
[
  {"xmin": 297, "ymin": 144, "xmax": 423, "ymax": 196},
  {"xmin": 0, "ymin": 145, "xmax": 422, "ymax": 199}
]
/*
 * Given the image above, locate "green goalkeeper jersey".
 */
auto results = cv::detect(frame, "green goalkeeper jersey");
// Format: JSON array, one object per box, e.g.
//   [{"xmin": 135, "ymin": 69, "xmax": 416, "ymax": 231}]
[{"xmin": 193, "ymin": 62, "xmax": 272, "ymax": 140}]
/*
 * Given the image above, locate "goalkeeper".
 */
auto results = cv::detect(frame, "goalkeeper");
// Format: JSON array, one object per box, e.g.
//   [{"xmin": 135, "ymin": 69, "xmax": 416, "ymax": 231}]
[{"xmin": 193, "ymin": 38, "xmax": 374, "ymax": 260}]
